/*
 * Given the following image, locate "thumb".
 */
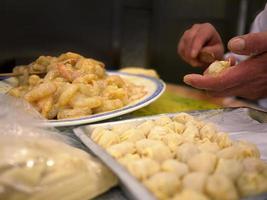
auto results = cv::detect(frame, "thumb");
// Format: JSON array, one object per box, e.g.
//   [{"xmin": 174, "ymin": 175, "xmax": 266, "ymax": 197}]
[{"xmin": 228, "ymin": 31, "xmax": 267, "ymax": 55}]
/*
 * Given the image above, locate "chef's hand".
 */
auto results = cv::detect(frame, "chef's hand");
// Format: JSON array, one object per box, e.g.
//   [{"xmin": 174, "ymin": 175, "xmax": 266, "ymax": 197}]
[
  {"xmin": 184, "ymin": 31, "xmax": 267, "ymax": 100},
  {"xmin": 178, "ymin": 23, "xmax": 224, "ymax": 67}
]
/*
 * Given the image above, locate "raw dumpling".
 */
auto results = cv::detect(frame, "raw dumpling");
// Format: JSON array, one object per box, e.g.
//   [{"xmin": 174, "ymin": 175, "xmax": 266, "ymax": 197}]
[
  {"xmin": 126, "ymin": 158, "xmax": 160, "ymax": 180},
  {"xmin": 164, "ymin": 121, "xmax": 185, "ymax": 134},
  {"xmin": 118, "ymin": 154, "xmax": 140, "ymax": 167},
  {"xmin": 242, "ymin": 157, "xmax": 267, "ymax": 173},
  {"xmin": 111, "ymin": 123, "xmax": 135, "ymax": 134},
  {"xmin": 148, "ymin": 126, "xmax": 171, "ymax": 141},
  {"xmin": 215, "ymin": 132, "xmax": 232, "ymax": 149},
  {"xmin": 144, "ymin": 172, "xmax": 181, "ymax": 199},
  {"xmin": 176, "ymin": 143, "xmax": 199, "ymax": 163},
  {"xmin": 183, "ymin": 122, "xmax": 199, "ymax": 141},
  {"xmin": 161, "ymin": 134, "xmax": 183, "ymax": 153},
  {"xmin": 136, "ymin": 120, "xmax": 155, "ymax": 137},
  {"xmin": 187, "ymin": 152, "xmax": 217, "ymax": 174},
  {"xmin": 161, "ymin": 159, "xmax": 188, "ymax": 178},
  {"xmin": 206, "ymin": 174, "xmax": 239, "ymax": 200},
  {"xmin": 120, "ymin": 128, "xmax": 145, "ymax": 142},
  {"xmin": 214, "ymin": 158, "xmax": 243, "ymax": 181},
  {"xmin": 91, "ymin": 127, "xmax": 107, "ymax": 142},
  {"xmin": 135, "ymin": 139, "xmax": 164, "ymax": 153},
  {"xmin": 172, "ymin": 189, "xmax": 209, "ymax": 200},
  {"xmin": 154, "ymin": 116, "xmax": 172, "ymax": 126},
  {"xmin": 234, "ymin": 141, "xmax": 260, "ymax": 159},
  {"xmin": 198, "ymin": 141, "xmax": 220, "ymax": 154},
  {"xmin": 173, "ymin": 113, "xmax": 194, "ymax": 124},
  {"xmin": 95, "ymin": 130, "xmax": 120, "ymax": 148},
  {"xmin": 106, "ymin": 142, "xmax": 135, "ymax": 159},
  {"xmin": 200, "ymin": 123, "xmax": 217, "ymax": 142},
  {"xmin": 182, "ymin": 172, "xmax": 208, "ymax": 193},
  {"xmin": 237, "ymin": 172, "xmax": 267, "ymax": 197}
]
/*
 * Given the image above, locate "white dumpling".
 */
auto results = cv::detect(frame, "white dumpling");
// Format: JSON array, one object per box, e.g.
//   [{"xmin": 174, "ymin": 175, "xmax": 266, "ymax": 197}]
[
  {"xmin": 237, "ymin": 172, "xmax": 267, "ymax": 197},
  {"xmin": 91, "ymin": 127, "xmax": 107, "ymax": 142},
  {"xmin": 215, "ymin": 132, "xmax": 232, "ymax": 149},
  {"xmin": 136, "ymin": 120, "xmax": 155, "ymax": 137},
  {"xmin": 176, "ymin": 143, "xmax": 199, "ymax": 163},
  {"xmin": 183, "ymin": 122, "xmax": 200, "ymax": 141},
  {"xmin": 154, "ymin": 116, "xmax": 172, "ymax": 126},
  {"xmin": 214, "ymin": 158, "xmax": 243, "ymax": 181},
  {"xmin": 120, "ymin": 128, "xmax": 145, "ymax": 142},
  {"xmin": 148, "ymin": 126, "xmax": 170, "ymax": 141},
  {"xmin": 206, "ymin": 174, "xmax": 239, "ymax": 200},
  {"xmin": 144, "ymin": 172, "xmax": 181, "ymax": 199},
  {"xmin": 118, "ymin": 154, "xmax": 140, "ymax": 167},
  {"xmin": 136, "ymin": 139, "xmax": 164, "ymax": 152},
  {"xmin": 173, "ymin": 113, "xmax": 194, "ymax": 124},
  {"xmin": 185, "ymin": 119, "xmax": 204, "ymax": 129},
  {"xmin": 198, "ymin": 141, "xmax": 220, "ymax": 154},
  {"xmin": 234, "ymin": 141, "xmax": 260, "ymax": 159},
  {"xmin": 182, "ymin": 172, "xmax": 208, "ymax": 193},
  {"xmin": 217, "ymin": 146, "xmax": 239, "ymax": 160},
  {"xmin": 168, "ymin": 121, "xmax": 185, "ymax": 134},
  {"xmin": 111, "ymin": 123, "xmax": 135, "ymax": 134},
  {"xmin": 200, "ymin": 123, "xmax": 217, "ymax": 142},
  {"xmin": 96, "ymin": 130, "xmax": 120, "ymax": 148},
  {"xmin": 242, "ymin": 157, "xmax": 267, "ymax": 173},
  {"xmin": 161, "ymin": 134, "xmax": 183, "ymax": 153},
  {"xmin": 187, "ymin": 152, "xmax": 217, "ymax": 174},
  {"xmin": 161, "ymin": 159, "xmax": 188, "ymax": 178},
  {"xmin": 172, "ymin": 189, "xmax": 209, "ymax": 200},
  {"xmin": 126, "ymin": 158, "xmax": 160, "ymax": 180},
  {"xmin": 106, "ymin": 142, "xmax": 135, "ymax": 159},
  {"xmin": 141, "ymin": 143, "xmax": 173, "ymax": 163}
]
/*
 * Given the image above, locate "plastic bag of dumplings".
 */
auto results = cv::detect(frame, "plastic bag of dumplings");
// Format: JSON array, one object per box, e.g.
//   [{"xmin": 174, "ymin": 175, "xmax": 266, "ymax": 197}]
[{"xmin": 0, "ymin": 95, "xmax": 118, "ymax": 200}]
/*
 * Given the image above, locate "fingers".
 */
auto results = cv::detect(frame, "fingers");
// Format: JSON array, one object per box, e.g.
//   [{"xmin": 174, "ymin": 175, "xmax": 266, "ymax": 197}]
[
  {"xmin": 228, "ymin": 31, "xmax": 267, "ymax": 55},
  {"xmin": 178, "ymin": 23, "xmax": 224, "ymax": 67}
]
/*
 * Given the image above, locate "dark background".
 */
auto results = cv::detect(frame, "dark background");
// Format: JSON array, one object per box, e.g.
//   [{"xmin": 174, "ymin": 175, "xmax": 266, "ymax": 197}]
[{"xmin": 0, "ymin": 0, "xmax": 266, "ymax": 83}]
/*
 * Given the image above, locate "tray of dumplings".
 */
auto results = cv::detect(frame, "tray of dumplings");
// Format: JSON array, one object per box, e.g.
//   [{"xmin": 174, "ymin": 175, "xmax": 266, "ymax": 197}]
[{"xmin": 74, "ymin": 107, "xmax": 267, "ymax": 200}]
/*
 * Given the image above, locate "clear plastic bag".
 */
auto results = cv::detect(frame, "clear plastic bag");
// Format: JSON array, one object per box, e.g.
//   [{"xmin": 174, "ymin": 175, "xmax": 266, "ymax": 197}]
[{"xmin": 0, "ymin": 95, "xmax": 118, "ymax": 200}]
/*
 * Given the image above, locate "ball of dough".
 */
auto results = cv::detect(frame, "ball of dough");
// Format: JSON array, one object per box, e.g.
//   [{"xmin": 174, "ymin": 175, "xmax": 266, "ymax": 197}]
[
  {"xmin": 176, "ymin": 143, "xmax": 199, "ymax": 163},
  {"xmin": 144, "ymin": 172, "xmax": 181, "ymax": 199},
  {"xmin": 106, "ymin": 142, "xmax": 136, "ymax": 159},
  {"xmin": 173, "ymin": 113, "xmax": 194, "ymax": 124},
  {"xmin": 182, "ymin": 172, "xmax": 208, "ymax": 193},
  {"xmin": 187, "ymin": 152, "xmax": 217, "ymax": 174},
  {"xmin": 161, "ymin": 159, "xmax": 188, "ymax": 178},
  {"xmin": 206, "ymin": 60, "xmax": 230, "ymax": 75},
  {"xmin": 206, "ymin": 174, "xmax": 239, "ymax": 200}
]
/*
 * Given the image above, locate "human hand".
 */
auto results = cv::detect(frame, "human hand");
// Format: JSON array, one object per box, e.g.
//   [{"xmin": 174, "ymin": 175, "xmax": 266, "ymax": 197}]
[
  {"xmin": 183, "ymin": 52, "xmax": 267, "ymax": 100},
  {"xmin": 178, "ymin": 23, "xmax": 224, "ymax": 67}
]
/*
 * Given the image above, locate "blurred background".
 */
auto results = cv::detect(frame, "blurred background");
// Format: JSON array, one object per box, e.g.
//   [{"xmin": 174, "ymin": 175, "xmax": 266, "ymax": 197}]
[{"xmin": 0, "ymin": 0, "xmax": 266, "ymax": 83}]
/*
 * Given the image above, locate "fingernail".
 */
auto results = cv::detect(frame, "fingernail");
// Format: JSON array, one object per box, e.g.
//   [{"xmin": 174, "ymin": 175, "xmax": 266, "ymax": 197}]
[
  {"xmin": 228, "ymin": 38, "xmax": 245, "ymax": 51},
  {"xmin": 191, "ymin": 50, "xmax": 197, "ymax": 58},
  {"xmin": 183, "ymin": 76, "xmax": 191, "ymax": 85}
]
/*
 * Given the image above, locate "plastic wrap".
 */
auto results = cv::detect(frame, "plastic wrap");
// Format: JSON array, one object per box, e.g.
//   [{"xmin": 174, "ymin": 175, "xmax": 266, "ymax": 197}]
[{"xmin": 0, "ymin": 95, "xmax": 118, "ymax": 200}]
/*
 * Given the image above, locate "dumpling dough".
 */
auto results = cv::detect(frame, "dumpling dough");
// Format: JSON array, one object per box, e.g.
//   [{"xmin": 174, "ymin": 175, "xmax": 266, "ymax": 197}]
[
  {"xmin": 92, "ymin": 129, "xmax": 120, "ymax": 148},
  {"xmin": 148, "ymin": 126, "xmax": 171, "ymax": 141},
  {"xmin": 126, "ymin": 158, "xmax": 160, "ymax": 180},
  {"xmin": 198, "ymin": 141, "xmax": 220, "ymax": 154},
  {"xmin": 242, "ymin": 157, "xmax": 267, "ymax": 173},
  {"xmin": 164, "ymin": 121, "xmax": 185, "ymax": 134},
  {"xmin": 144, "ymin": 172, "xmax": 181, "ymax": 199},
  {"xmin": 173, "ymin": 113, "xmax": 194, "ymax": 124},
  {"xmin": 183, "ymin": 122, "xmax": 199, "ymax": 141},
  {"xmin": 199, "ymin": 123, "xmax": 217, "ymax": 142},
  {"xmin": 176, "ymin": 143, "xmax": 199, "ymax": 163},
  {"xmin": 106, "ymin": 142, "xmax": 135, "ymax": 159},
  {"xmin": 136, "ymin": 120, "xmax": 155, "ymax": 137},
  {"xmin": 206, "ymin": 60, "xmax": 230, "ymax": 75},
  {"xmin": 172, "ymin": 189, "xmax": 209, "ymax": 200},
  {"xmin": 154, "ymin": 116, "xmax": 172, "ymax": 126},
  {"xmin": 120, "ymin": 128, "xmax": 145, "ymax": 142},
  {"xmin": 215, "ymin": 132, "xmax": 232, "ymax": 148},
  {"xmin": 161, "ymin": 159, "xmax": 188, "ymax": 178},
  {"xmin": 187, "ymin": 152, "xmax": 217, "ymax": 174},
  {"xmin": 161, "ymin": 134, "xmax": 183, "ymax": 153},
  {"xmin": 237, "ymin": 172, "xmax": 267, "ymax": 197},
  {"xmin": 206, "ymin": 174, "xmax": 239, "ymax": 200},
  {"xmin": 215, "ymin": 158, "xmax": 243, "ymax": 181},
  {"xmin": 182, "ymin": 172, "xmax": 208, "ymax": 193}
]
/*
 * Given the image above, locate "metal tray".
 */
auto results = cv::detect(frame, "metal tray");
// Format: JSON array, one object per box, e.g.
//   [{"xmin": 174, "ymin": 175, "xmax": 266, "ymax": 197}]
[{"xmin": 74, "ymin": 107, "xmax": 267, "ymax": 200}]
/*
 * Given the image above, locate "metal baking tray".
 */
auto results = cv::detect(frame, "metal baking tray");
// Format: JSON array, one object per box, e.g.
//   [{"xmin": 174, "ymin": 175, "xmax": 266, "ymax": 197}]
[{"xmin": 74, "ymin": 107, "xmax": 267, "ymax": 200}]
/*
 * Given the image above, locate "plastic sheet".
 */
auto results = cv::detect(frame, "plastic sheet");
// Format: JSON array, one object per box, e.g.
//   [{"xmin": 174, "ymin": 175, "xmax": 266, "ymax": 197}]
[{"xmin": 0, "ymin": 95, "xmax": 118, "ymax": 200}]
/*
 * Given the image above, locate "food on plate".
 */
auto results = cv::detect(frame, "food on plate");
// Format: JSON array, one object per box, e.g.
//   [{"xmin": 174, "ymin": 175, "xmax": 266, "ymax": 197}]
[
  {"xmin": 119, "ymin": 67, "xmax": 159, "ymax": 78},
  {"xmin": 206, "ymin": 60, "xmax": 230, "ymax": 75},
  {"xmin": 90, "ymin": 112, "xmax": 267, "ymax": 200},
  {"xmin": 8, "ymin": 52, "xmax": 147, "ymax": 119}
]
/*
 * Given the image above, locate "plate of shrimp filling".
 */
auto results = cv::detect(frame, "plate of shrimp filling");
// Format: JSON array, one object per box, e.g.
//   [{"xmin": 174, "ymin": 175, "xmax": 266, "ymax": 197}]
[{"xmin": 1, "ymin": 52, "xmax": 165, "ymax": 126}]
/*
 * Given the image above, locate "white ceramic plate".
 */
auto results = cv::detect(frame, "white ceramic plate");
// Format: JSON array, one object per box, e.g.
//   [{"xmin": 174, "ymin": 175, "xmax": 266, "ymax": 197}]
[{"xmin": 0, "ymin": 71, "xmax": 165, "ymax": 127}]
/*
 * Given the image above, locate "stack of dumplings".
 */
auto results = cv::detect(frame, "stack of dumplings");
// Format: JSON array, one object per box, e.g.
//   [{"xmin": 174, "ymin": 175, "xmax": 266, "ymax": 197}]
[{"xmin": 91, "ymin": 113, "xmax": 267, "ymax": 200}]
